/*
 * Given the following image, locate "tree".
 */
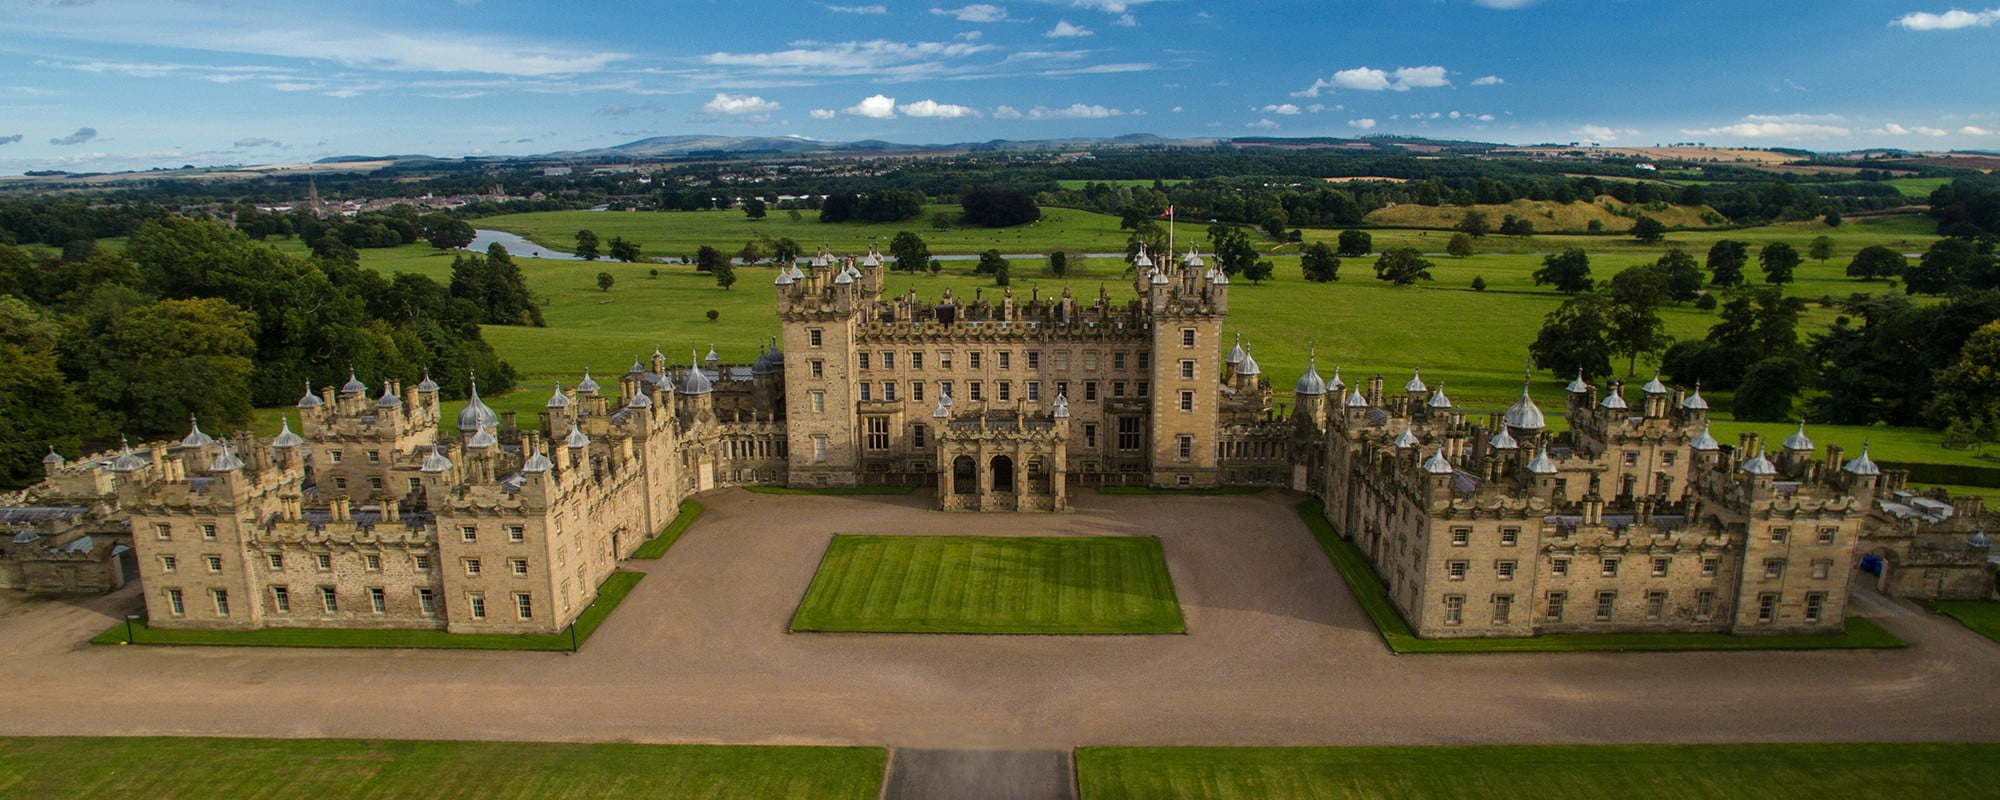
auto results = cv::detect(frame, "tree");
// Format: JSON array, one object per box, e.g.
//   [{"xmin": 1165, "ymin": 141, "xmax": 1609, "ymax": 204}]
[
  {"xmin": 737, "ymin": 239, "xmax": 764, "ymax": 266},
  {"xmin": 930, "ymin": 211, "xmax": 953, "ymax": 231},
  {"xmin": 994, "ymin": 264, "xmax": 1011, "ymax": 287},
  {"xmin": 1808, "ymin": 235, "xmax": 1835, "ymax": 263},
  {"xmin": 1262, "ymin": 216, "xmax": 1288, "ymax": 241},
  {"xmin": 1300, "ymin": 241, "xmax": 1340, "ymax": 282},
  {"xmin": 959, "ymin": 188, "xmax": 1040, "ymax": 227},
  {"xmin": 1927, "ymin": 320, "xmax": 2000, "ymax": 433},
  {"xmin": 0, "ymin": 297, "xmax": 96, "ymax": 487},
  {"xmin": 608, "ymin": 236, "xmax": 642, "ymax": 263},
  {"xmin": 1707, "ymin": 240, "xmax": 1749, "ymax": 287},
  {"xmin": 78, "ymin": 297, "xmax": 257, "ymax": 436},
  {"xmin": 1471, "ymin": 275, "xmax": 1487, "ymax": 291},
  {"xmin": 1533, "ymin": 247, "xmax": 1594, "ymax": 294},
  {"xmin": 769, "ymin": 236, "xmax": 801, "ymax": 267},
  {"xmin": 448, "ymin": 245, "xmax": 544, "ymax": 326},
  {"xmin": 1605, "ymin": 265, "xmax": 1673, "ymax": 376},
  {"xmin": 1455, "ymin": 210, "xmax": 1489, "ymax": 238},
  {"xmin": 1530, "ymin": 294, "xmax": 1616, "ymax": 383},
  {"xmin": 1446, "ymin": 232, "xmax": 1475, "ymax": 258},
  {"xmin": 1733, "ymin": 357, "xmax": 1806, "ymax": 421},
  {"xmin": 1207, "ymin": 224, "xmax": 1259, "ymax": 276},
  {"xmin": 1500, "ymin": 215, "xmax": 1534, "ymax": 237},
  {"xmin": 1759, "ymin": 242, "xmax": 1800, "ymax": 284},
  {"xmin": 1630, "ymin": 216, "xmax": 1667, "ymax": 244},
  {"xmin": 1653, "ymin": 249, "xmax": 1705, "ymax": 303},
  {"xmin": 706, "ymin": 309, "xmax": 720, "ymax": 323},
  {"xmin": 1847, "ymin": 245, "xmax": 1906, "ymax": 281},
  {"xmin": 695, "ymin": 245, "xmax": 727, "ymax": 273},
  {"xmin": 1373, "ymin": 247, "xmax": 1435, "ymax": 286},
  {"xmin": 1242, "ymin": 260, "xmax": 1274, "ymax": 285},
  {"xmin": 714, "ymin": 259, "xmax": 737, "ymax": 290},
  {"xmin": 889, "ymin": 231, "xmax": 931, "ymax": 273},
  {"xmin": 975, "ymin": 248, "xmax": 1009, "ymax": 276},
  {"xmin": 575, "ymin": 229, "xmax": 600, "ymax": 261},
  {"xmin": 1905, "ymin": 237, "xmax": 1999, "ymax": 295},
  {"xmin": 596, "ymin": 271, "xmax": 614, "ymax": 292},
  {"xmin": 743, "ymin": 198, "xmax": 767, "ymax": 220},
  {"xmin": 787, "ymin": 209, "xmax": 804, "ymax": 223},
  {"xmin": 1125, "ymin": 222, "xmax": 1168, "ymax": 269},
  {"xmin": 1049, "ymin": 250, "xmax": 1068, "ymax": 277},
  {"xmin": 422, "ymin": 214, "xmax": 475, "ymax": 250},
  {"xmin": 1824, "ymin": 209, "xmax": 1843, "ymax": 228},
  {"xmin": 1336, "ymin": 230, "xmax": 1373, "ymax": 257}
]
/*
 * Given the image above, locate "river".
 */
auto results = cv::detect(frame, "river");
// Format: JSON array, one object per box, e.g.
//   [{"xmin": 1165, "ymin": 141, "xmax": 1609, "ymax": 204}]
[{"xmin": 468, "ymin": 229, "xmax": 585, "ymax": 261}]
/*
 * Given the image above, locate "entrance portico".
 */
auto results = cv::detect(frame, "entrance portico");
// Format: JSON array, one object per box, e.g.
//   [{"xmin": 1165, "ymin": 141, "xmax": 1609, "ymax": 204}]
[{"xmin": 935, "ymin": 402, "xmax": 1069, "ymax": 512}]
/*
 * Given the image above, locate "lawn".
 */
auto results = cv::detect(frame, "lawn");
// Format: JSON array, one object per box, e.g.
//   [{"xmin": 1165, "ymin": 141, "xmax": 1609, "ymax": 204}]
[
  {"xmin": 1928, "ymin": 600, "xmax": 2000, "ymax": 645},
  {"xmin": 477, "ymin": 205, "xmax": 1137, "ymax": 258},
  {"xmin": 1075, "ymin": 744, "xmax": 2000, "ymax": 800},
  {"xmin": 92, "ymin": 571, "xmax": 644, "ymax": 651},
  {"xmin": 0, "ymin": 737, "xmax": 885, "ymax": 800},
  {"xmin": 1294, "ymin": 501, "xmax": 1904, "ymax": 653},
  {"xmin": 630, "ymin": 500, "xmax": 703, "ymax": 559},
  {"xmin": 790, "ymin": 535, "xmax": 1186, "ymax": 634}
]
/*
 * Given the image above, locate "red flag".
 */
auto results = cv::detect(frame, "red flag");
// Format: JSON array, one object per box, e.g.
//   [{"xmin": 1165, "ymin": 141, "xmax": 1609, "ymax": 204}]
[{"xmin": 1156, "ymin": 206, "xmax": 1174, "ymax": 218}]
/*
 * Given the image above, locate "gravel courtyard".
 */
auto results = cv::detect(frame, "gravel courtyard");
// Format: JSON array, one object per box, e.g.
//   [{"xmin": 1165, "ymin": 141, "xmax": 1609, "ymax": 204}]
[{"xmin": 2, "ymin": 489, "xmax": 1996, "ymax": 749}]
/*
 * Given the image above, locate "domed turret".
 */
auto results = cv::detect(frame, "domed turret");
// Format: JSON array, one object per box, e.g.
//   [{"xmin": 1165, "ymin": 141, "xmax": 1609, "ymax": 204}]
[
  {"xmin": 456, "ymin": 377, "xmax": 498, "ymax": 433},
  {"xmin": 628, "ymin": 388, "xmax": 653, "ymax": 408},
  {"xmin": 1842, "ymin": 440, "xmax": 1881, "ymax": 476},
  {"xmin": 340, "ymin": 370, "xmax": 367, "ymax": 396},
  {"xmin": 1781, "ymin": 419, "xmax": 1814, "ymax": 452},
  {"xmin": 1294, "ymin": 356, "xmax": 1327, "ymax": 396},
  {"xmin": 42, "ymin": 446, "xmax": 65, "ymax": 467},
  {"xmin": 1599, "ymin": 385, "xmax": 1628, "ymax": 410},
  {"xmin": 180, "ymin": 415, "xmax": 214, "ymax": 449},
  {"xmin": 271, "ymin": 416, "xmax": 304, "ymax": 449},
  {"xmin": 680, "ymin": 352, "xmax": 715, "ymax": 395},
  {"xmin": 1423, "ymin": 449, "xmax": 1455, "ymax": 475},
  {"xmin": 1682, "ymin": 382, "xmax": 1709, "ymax": 410},
  {"xmin": 1427, "ymin": 383, "xmax": 1452, "ymax": 410},
  {"xmin": 1489, "ymin": 427, "xmax": 1518, "ymax": 450},
  {"xmin": 208, "ymin": 443, "xmax": 244, "ymax": 473},
  {"xmin": 1225, "ymin": 334, "xmax": 1246, "ymax": 366},
  {"xmin": 415, "ymin": 370, "xmax": 440, "ymax": 394},
  {"xmin": 109, "ymin": 437, "xmax": 146, "ymax": 473},
  {"xmin": 1739, "ymin": 448, "xmax": 1778, "ymax": 476},
  {"xmin": 1565, "ymin": 369, "xmax": 1590, "ymax": 395},
  {"xmin": 1527, "ymin": 442, "xmax": 1559, "ymax": 474},
  {"xmin": 1184, "ymin": 247, "xmax": 1204, "ymax": 268},
  {"xmin": 1393, "ymin": 425, "xmax": 1420, "ymax": 449},
  {"xmin": 576, "ymin": 369, "xmax": 600, "ymax": 394},
  {"xmin": 564, "ymin": 422, "xmax": 591, "ymax": 449},
  {"xmin": 1133, "ymin": 244, "xmax": 1152, "ymax": 269},
  {"xmin": 1641, "ymin": 373, "xmax": 1669, "ymax": 395},
  {"xmin": 1345, "ymin": 385, "xmax": 1369, "ymax": 408},
  {"xmin": 546, "ymin": 383, "xmax": 570, "ymax": 409},
  {"xmin": 296, "ymin": 381, "xmax": 323, "ymax": 409},
  {"xmin": 1689, "ymin": 423, "xmax": 1720, "ymax": 451},
  {"xmin": 1236, "ymin": 345, "xmax": 1261, "ymax": 376},
  {"xmin": 420, "ymin": 446, "xmax": 453, "ymax": 473},
  {"xmin": 1503, "ymin": 377, "xmax": 1546, "ymax": 430},
  {"xmin": 1052, "ymin": 393, "xmax": 1071, "ymax": 419},
  {"xmin": 1328, "ymin": 366, "xmax": 1345, "ymax": 395},
  {"xmin": 376, "ymin": 382, "xmax": 402, "ymax": 408},
  {"xmin": 1404, "ymin": 368, "xmax": 1427, "ymax": 394},
  {"xmin": 522, "ymin": 449, "xmax": 553, "ymax": 473}
]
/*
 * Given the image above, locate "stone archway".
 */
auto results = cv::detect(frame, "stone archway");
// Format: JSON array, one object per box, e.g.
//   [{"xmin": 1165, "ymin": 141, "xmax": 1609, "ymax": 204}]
[
  {"xmin": 991, "ymin": 455, "xmax": 1015, "ymax": 493},
  {"xmin": 952, "ymin": 456, "xmax": 977, "ymax": 495}
]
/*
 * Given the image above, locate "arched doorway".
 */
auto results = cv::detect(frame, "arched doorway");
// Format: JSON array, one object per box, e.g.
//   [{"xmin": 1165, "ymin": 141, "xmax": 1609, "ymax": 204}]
[
  {"xmin": 991, "ymin": 455, "xmax": 1015, "ymax": 493},
  {"xmin": 952, "ymin": 456, "xmax": 976, "ymax": 494}
]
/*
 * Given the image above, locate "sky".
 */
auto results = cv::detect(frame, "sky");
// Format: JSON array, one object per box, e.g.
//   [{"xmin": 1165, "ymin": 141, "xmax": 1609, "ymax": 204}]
[{"xmin": 0, "ymin": 0, "xmax": 1997, "ymax": 174}]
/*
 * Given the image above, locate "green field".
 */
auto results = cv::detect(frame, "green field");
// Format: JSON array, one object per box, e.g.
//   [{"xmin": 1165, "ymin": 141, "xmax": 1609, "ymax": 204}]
[
  {"xmin": 1886, "ymin": 176, "xmax": 1954, "ymax": 199},
  {"xmin": 790, "ymin": 535, "xmax": 1186, "ymax": 634},
  {"xmin": 91, "ymin": 571, "xmax": 643, "ymax": 651},
  {"xmin": 0, "ymin": 737, "xmax": 885, "ymax": 800},
  {"xmin": 1076, "ymin": 744, "xmax": 2000, "ymax": 800},
  {"xmin": 1295, "ymin": 500, "xmax": 1903, "ymax": 653},
  {"xmin": 1929, "ymin": 600, "xmax": 2000, "ymax": 645},
  {"xmin": 478, "ymin": 205, "xmax": 1135, "ymax": 258}
]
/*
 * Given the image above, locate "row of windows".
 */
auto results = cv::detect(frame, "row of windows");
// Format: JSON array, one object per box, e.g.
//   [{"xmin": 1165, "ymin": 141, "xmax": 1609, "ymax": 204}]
[
  {"xmin": 818, "ymin": 339, "xmax": 1157, "ymax": 374},
  {"xmin": 153, "ymin": 523, "xmax": 218, "ymax": 541},
  {"xmin": 810, "ymin": 379, "xmax": 1157, "ymax": 408},
  {"xmin": 163, "ymin": 587, "xmax": 534, "ymax": 620},
  {"xmin": 1766, "ymin": 526, "xmax": 1841, "ymax": 545},
  {"xmin": 1443, "ymin": 589, "xmax": 1830, "ymax": 626},
  {"xmin": 1448, "ymin": 527, "xmax": 1523, "ymax": 547}
]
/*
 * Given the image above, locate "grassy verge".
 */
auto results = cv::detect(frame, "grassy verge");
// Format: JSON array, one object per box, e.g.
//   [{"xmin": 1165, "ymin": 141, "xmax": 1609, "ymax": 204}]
[
  {"xmin": 1295, "ymin": 500, "xmax": 1904, "ymax": 653},
  {"xmin": 744, "ymin": 485, "xmax": 915, "ymax": 495},
  {"xmin": 630, "ymin": 500, "xmax": 704, "ymax": 559},
  {"xmin": 1076, "ymin": 743, "xmax": 2000, "ymax": 800},
  {"xmin": 91, "ymin": 571, "xmax": 644, "ymax": 651},
  {"xmin": 1928, "ymin": 600, "xmax": 2000, "ymax": 644},
  {"xmin": 791, "ymin": 535, "xmax": 1186, "ymax": 634},
  {"xmin": 1095, "ymin": 486, "xmax": 1267, "ymax": 496},
  {"xmin": 0, "ymin": 737, "xmax": 885, "ymax": 800}
]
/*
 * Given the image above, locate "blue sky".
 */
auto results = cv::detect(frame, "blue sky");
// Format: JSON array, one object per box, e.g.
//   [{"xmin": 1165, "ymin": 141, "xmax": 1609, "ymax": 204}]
[{"xmin": 1, "ymin": 0, "xmax": 1997, "ymax": 174}]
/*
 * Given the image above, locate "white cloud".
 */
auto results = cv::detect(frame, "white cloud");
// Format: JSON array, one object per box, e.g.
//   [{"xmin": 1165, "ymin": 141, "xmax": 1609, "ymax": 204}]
[
  {"xmin": 50, "ymin": 127, "xmax": 98, "ymax": 145},
  {"xmin": 1963, "ymin": 125, "xmax": 1996, "ymax": 135},
  {"xmin": 1471, "ymin": 75, "xmax": 1504, "ymax": 86},
  {"xmin": 846, "ymin": 94, "xmax": 898, "ymax": 118},
  {"xmin": 1477, "ymin": 113, "xmax": 1495, "ymax": 121},
  {"xmin": 1892, "ymin": 8, "xmax": 2000, "ymax": 30},
  {"xmin": 1247, "ymin": 118, "xmax": 1279, "ymax": 129},
  {"xmin": 702, "ymin": 92, "xmax": 781, "ymax": 115},
  {"xmin": 901, "ymin": 98, "xmax": 981, "ymax": 118},
  {"xmin": 1573, "ymin": 124, "xmax": 1622, "ymax": 141},
  {"xmin": 1047, "ymin": 20, "xmax": 1093, "ymax": 37},
  {"xmin": 1294, "ymin": 65, "xmax": 1452, "ymax": 96},
  {"xmin": 233, "ymin": 137, "xmax": 282, "ymax": 148},
  {"xmin": 1259, "ymin": 103, "xmax": 1302, "ymax": 115},
  {"xmin": 1113, "ymin": 13, "xmax": 1138, "ymax": 26},
  {"xmin": 1876, "ymin": 122, "xmax": 1951, "ymax": 136},
  {"xmin": 1004, "ymin": 103, "xmax": 1137, "ymax": 119},
  {"xmin": 703, "ymin": 39, "xmax": 995, "ymax": 77},
  {"xmin": 1680, "ymin": 115, "xmax": 1850, "ymax": 139},
  {"xmin": 1170, "ymin": 105, "xmax": 1183, "ymax": 113},
  {"xmin": 1393, "ymin": 66, "xmax": 1450, "ymax": 89},
  {"xmin": 993, "ymin": 105, "xmax": 1023, "ymax": 119},
  {"xmin": 933, "ymin": 4, "xmax": 1011, "ymax": 22},
  {"xmin": 809, "ymin": 108, "xmax": 837, "ymax": 119},
  {"xmin": 1348, "ymin": 118, "xmax": 1377, "ymax": 130},
  {"xmin": 825, "ymin": 4, "xmax": 888, "ymax": 13}
]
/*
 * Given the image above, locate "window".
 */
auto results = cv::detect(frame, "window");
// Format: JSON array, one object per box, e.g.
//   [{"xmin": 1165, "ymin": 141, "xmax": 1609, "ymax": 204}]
[
  {"xmin": 1181, "ymin": 328, "xmax": 1196, "ymax": 347},
  {"xmin": 166, "ymin": 588, "xmax": 185, "ymax": 616},
  {"xmin": 273, "ymin": 586, "xmax": 290, "ymax": 613},
  {"xmin": 1112, "ymin": 381, "xmax": 1126, "ymax": 398},
  {"xmin": 1138, "ymin": 353, "xmax": 1150, "ymax": 369},
  {"xmin": 941, "ymin": 351, "xmax": 954, "ymax": 369},
  {"xmin": 510, "ymin": 558, "xmax": 529, "ymax": 576},
  {"xmin": 515, "ymin": 592, "xmax": 534, "ymax": 620},
  {"xmin": 413, "ymin": 555, "xmax": 431, "ymax": 571},
  {"xmin": 969, "ymin": 351, "xmax": 983, "ymax": 369},
  {"xmin": 881, "ymin": 351, "xmax": 894, "ymax": 370},
  {"xmin": 461, "ymin": 526, "xmax": 477, "ymax": 543},
  {"xmin": 1763, "ymin": 559, "xmax": 1785, "ymax": 580},
  {"xmin": 1646, "ymin": 590, "xmax": 1667, "ymax": 620},
  {"xmin": 464, "ymin": 558, "xmax": 482, "ymax": 577},
  {"xmin": 1695, "ymin": 590, "xmax": 1715, "ymax": 621},
  {"xmin": 1446, "ymin": 560, "xmax": 1469, "ymax": 581},
  {"xmin": 1595, "ymin": 591, "xmax": 1616, "ymax": 621},
  {"xmin": 364, "ymin": 554, "xmax": 381, "ymax": 572},
  {"xmin": 1500, "ymin": 528, "xmax": 1519, "ymax": 546},
  {"xmin": 1770, "ymin": 527, "xmax": 1789, "ymax": 544},
  {"xmin": 1028, "ymin": 381, "xmax": 1041, "ymax": 401},
  {"xmin": 812, "ymin": 435, "xmax": 828, "ymax": 463},
  {"xmin": 366, "ymin": 450, "xmax": 380, "ymax": 463},
  {"xmin": 884, "ymin": 382, "xmax": 897, "ymax": 401},
  {"xmin": 912, "ymin": 424, "xmax": 928, "ymax": 449},
  {"xmin": 509, "ymin": 525, "xmax": 525, "ymax": 543},
  {"xmin": 1804, "ymin": 592, "xmax": 1826, "ymax": 623},
  {"xmin": 912, "ymin": 381, "xmax": 925, "ymax": 402},
  {"xmin": 999, "ymin": 352, "xmax": 1011, "ymax": 369},
  {"xmin": 201, "ymin": 524, "xmax": 217, "ymax": 541},
  {"xmin": 333, "ymin": 477, "xmax": 348, "ymax": 490},
  {"xmin": 1757, "ymin": 592, "xmax": 1778, "ymax": 623},
  {"xmin": 1701, "ymin": 557, "xmax": 1719, "ymax": 577},
  {"xmin": 1496, "ymin": 560, "xmax": 1517, "ymax": 580},
  {"xmin": 809, "ymin": 360, "xmax": 824, "ymax": 378},
  {"xmin": 316, "ymin": 553, "xmax": 332, "ymax": 571},
  {"xmin": 1450, "ymin": 528, "xmax": 1470, "ymax": 547},
  {"xmin": 1551, "ymin": 557, "xmax": 1569, "ymax": 576},
  {"xmin": 329, "ymin": 450, "xmax": 343, "ymax": 464},
  {"xmin": 1662, "ymin": 451, "xmax": 1677, "ymax": 466},
  {"xmin": 1493, "ymin": 594, "xmax": 1513, "ymax": 624},
  {"xmin": 1117, "ymin": 417, "xmax": 1142, "ymax": 451},
  {"xmin": 1085, "ymin": 381, "xmax": 1099, "ymax": 401},
  {"xmin": 1811, "ymin": 560, "xmax": 1831, "ymax": 580},
  {"xmin": 417, "ymin": 588, "xmax": 437, "ymax": 615},
  {"xmin": 1443, "ymin": 594, "xmax": 1464, "ymax": 625},
  {"xmin": 969, "ymin": 381, "xmax": 984, "ymax": 401},
  {"xmin": 808, "ymin": 328, "xmax": 823, "ymax": 347},
  {"xmin": 211, "ymin": 589, "xmax": 230, "ymax": 616},
  {"xmin": 1084, "ymin": 352, "xmax": 1098, "ymax": 370},
  {"xmin": 1651, "ymin": 557, "xmax": 1670, "ymax": 577},
  {"xmin": 155, "ymin": 524, "xmax": 171, "ymax": 541},
  {"xmin": 859, "ymin": 383, "xmax": 872, "ymax": 402},
  {"xmin": 1601, "ymin": 557, "xmax": 1620, "ymax": 577},
  {"xmin": 1137, "ymin": 380, "xmax": 1149, "ymax": 397},
  {"xmin": 1546, "ymin": 591, "xmax": 1566, "ymax": 621},
  {"xmin": 158, "ymin": 555, "xmax": 181, "ymax": 574},
  {"xmin": 1176, "ymin": 435, "xmax": 1194, "ymax": 461},
  {"xmin": 809, "ymin": 391, "xmax": 825, "ymax": 413},
  {"xmin": 1817, "ymin": 527, "xmax": 1837, "ymax": 545},
  {"xmin": 267, "ymin": 553, "xmax": 284, "ymax": 573},
  {"xmin": 320, "ymin": 586, "xmax": 338, "ymax": 613},
  {"xmin": 1179, "ymin": 391, "xmax": 1194, "ymax": 412},
  {"xmin": 1623, "ymin": 451, "xmax": 1638, "ymax": 467},
  {"xmin": 205, "ymin": 555, "xmax": 222, "ymax": 573},
  {"xmin": 408, "ymin": 478, "xmax": 421, "ymax": 492},
  {"xmin": 369, "ymin": 587, "xmax": 386, "ymax": 614},
  {"xmin": 998, "ymin": 382, "xmax": 1012, "ymax": 402},
  {"xmin": 469, "ymin": 593, "xmax": 486, "ymax": 620},
  {"xmin": 1027, "ymin": 351, "xmax": 1040, "ymax": 369},
  {"xmin": 1084, "ymin": 424, "xmax": 1099, "ymax": 449},
  {"xmin": 857, "ymin": 353, "xmax": 870, "ymax": 371},
  {"xmin": 1054, "ymin": 352, "xmax": 1067, "ymax": 371},
  {"xmin": 911, "ymin": 352, "xmax": 925, "ymax": 370},
  {"xmin": 1112, "ymin": 352, "xmax": 1126, "ymax": 369}
]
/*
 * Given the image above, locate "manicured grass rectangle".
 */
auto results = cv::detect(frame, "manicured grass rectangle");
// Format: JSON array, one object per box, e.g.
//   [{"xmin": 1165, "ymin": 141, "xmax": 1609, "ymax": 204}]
[
  {"xmin": 1295, "ymin": 501, "xmax": 1904, "ymax": 653},
  {"xmin": 1076, "ymin": 744, "xmax": 2000, "ymax": 800},
  {"xmin": 91, "ymin": 571, "xmax": 644, "ymax": 651},
  {"xmin": 631, "ymin": 500, "xmax": 704, "ymax": 559},
  {"xmin": 790, "ymin": 535, "xmax": 1186, "ymax": 634},
  {"xmin": 0, "ymin": 737, "xmax": 885, "ymax": 800},
  {"xmin": 1929, "ymin": 600, "xmax": 2000, "ymax": 644}
]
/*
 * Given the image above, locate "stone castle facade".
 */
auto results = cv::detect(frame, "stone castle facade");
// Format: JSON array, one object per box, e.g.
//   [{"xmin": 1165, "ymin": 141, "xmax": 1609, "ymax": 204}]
[{"xmin": 7, "ymin": 246, "xmax": 1991, "ymax": 638}]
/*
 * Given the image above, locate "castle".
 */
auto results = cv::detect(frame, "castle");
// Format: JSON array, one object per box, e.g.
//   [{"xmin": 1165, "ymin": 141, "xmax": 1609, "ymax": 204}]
[{"xmin": 4, "ymin": 245, "xmax": 1991, "ymax": 638}]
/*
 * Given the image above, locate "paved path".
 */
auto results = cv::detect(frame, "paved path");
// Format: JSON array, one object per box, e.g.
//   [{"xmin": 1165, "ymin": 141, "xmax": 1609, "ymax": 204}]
[
  {"xmin": 2, "ymin": 489, "xmax": 1999, "ymax": 750},
  {"xmin": 882, "ymin": 749, "xmax": 1074, "ymax": 800}
]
